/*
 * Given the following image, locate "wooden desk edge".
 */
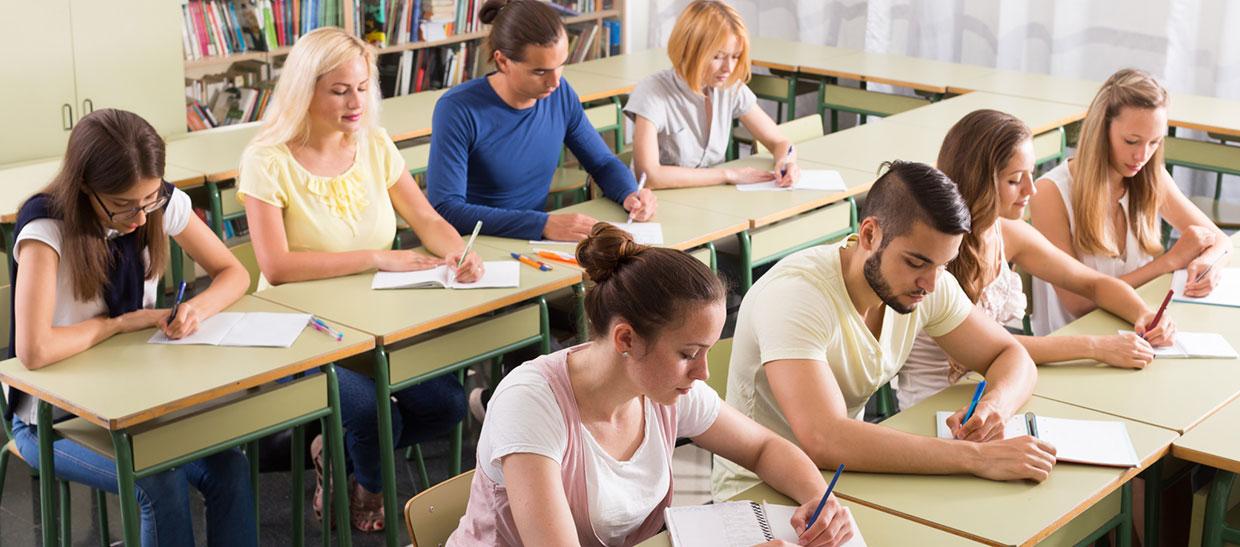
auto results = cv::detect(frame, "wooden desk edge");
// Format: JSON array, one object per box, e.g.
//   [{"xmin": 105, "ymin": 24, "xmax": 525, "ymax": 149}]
[
  {"xmin": 1170, "ymin": 444, "xmax": 1240, "ymax": 475},
  {"xmin": 0, "ymin": 337, "xmax": 375, "ymax": 431},
  {"xmin": 1169, "ymin": 120, "xmax": 1240, "ymax": 138},
  {"xmin": 753, "ymin": 59, "xmax": 798, "ymax": 72},
  {"xmin": 668, "ymin": 221, "xmax": 750, "ymax": 252},
  {"xmin": 750, "ymin": 187, "xmax": 868, "ymax": 229}
]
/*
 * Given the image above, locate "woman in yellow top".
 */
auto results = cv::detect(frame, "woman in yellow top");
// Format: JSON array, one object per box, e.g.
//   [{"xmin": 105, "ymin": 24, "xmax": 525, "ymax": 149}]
[{"xmin": 238, "ymin": 27, "xmax": 481, "ymax": 533}]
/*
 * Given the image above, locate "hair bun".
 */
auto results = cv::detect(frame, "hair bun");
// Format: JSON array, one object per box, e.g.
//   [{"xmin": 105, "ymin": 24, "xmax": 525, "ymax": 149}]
[
  {"xmin": 575, "ymin": 223, "xmax": 644, "ymax": 283},
  {"xmin": 478, "ymin": 0, "xmax": 510, "ymax": 25}
]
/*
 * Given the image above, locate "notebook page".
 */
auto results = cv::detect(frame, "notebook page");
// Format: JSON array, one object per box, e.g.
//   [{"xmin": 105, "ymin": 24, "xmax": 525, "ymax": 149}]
[
  {"xmin": 608, "ymin": 222, "xmax": 664, "ymax": 245},
  {"xmin": 371, "ymin": 267, "xmax": 447, "ymax": 290},
  {"xmin": 1118, "ymin": 330, "xmax": 1238, "ymax": 358},
  {"xmin": 934, "ymin": 411, "xmax": 1029, "ymax": 440},
  {"xmin": 221, "ymin": 312, "xmax": 311, "ymax": 348},
  {"xmin": 736, "ymin": 170, "xmax": 848, "ymax": 192},
  {"xmin": 1172, "ymin": 269, "xmax": 1240, "ymax": 307},
  {"xmin": 1036, "ymin": 416, "xmax": 1139, "ymax": 467},
  {"xmin": 664, "ymin": 502, "xmax": 771, "ymax": 547},
  {"xmin": 762, "ymin": 504, "xmax": 868, "ymax": 546},
  {"xmin": 148, "ymin": 312, "xmax": 245, "ymax": 345},
  {"xmin": 445, "ymin": 261, "xmax": 520, "ymax": 289}
]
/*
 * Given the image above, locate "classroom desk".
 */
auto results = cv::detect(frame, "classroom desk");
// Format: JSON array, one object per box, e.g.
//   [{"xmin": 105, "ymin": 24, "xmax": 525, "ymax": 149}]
[
  {"xmin": 563, "ymin": 69, "xmax": 641, "ymax": 102},
  {"xmin": 796, "ymin": 51, "xmax": 996, "ymax": 95},
  {"xmin": 253, "ymin": 244, "xmax": 581, "ymax": 546},
  {"xmin": 826, "ymin": 384, "xmax": 1177, "ymax": 547},
  {"xmin": 1168, "ymin": 93, "xmax": 1240, "ymax": 138},
  {"xmin": 795, "ymin": 119, "xmax": 943, "ymax": 173},
  {"xmin": 164, "ymin": 122, "xmax": 261, "ymax": 184},
  {"xmin": 564, "ymin": 47, "xmax": 673, "ymax": 83},
  {"xmin": 636, "ymin": 490, "xmax": 985, "ymax": 546},
  {"xmin": 945, "ymin": 69, "xmax": 1101, "ymax": 107},
  {"xmin": 0, "ymin": 295, "xmax": 372, "ymax": 546},
  {"xmin": 550, "ymin": 197, "xmax": 751, "ymax": 253},
  {"xmin": 748, "ymin": 36, "xmax": 859, "ymax": 73},
  {"xmin": 885, "ymin": 91, "xmax": 1087, "ymax": 135},
  {"xmin": 1172, "ymin": 396, "xmax": 1240, "ymax": 546},
  {"xmin": 380, "ymin": 88, "xmax": 449, "ymax": 142}
]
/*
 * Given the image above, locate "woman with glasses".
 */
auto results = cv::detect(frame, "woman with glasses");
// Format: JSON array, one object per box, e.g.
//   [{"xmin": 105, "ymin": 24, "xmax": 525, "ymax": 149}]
[{"xmin": 6, "ymin": 108, "xmax": 255, "ymax": 545}]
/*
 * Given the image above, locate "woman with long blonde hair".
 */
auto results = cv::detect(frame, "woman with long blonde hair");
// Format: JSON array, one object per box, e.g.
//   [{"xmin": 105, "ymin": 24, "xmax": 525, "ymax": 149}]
[
  {"xmin": 896, "ymin": 109, "xmax": 1175, "ymax": 409},
  {"xmin": 624, "ymin": 0, "xmax": 799, "ymax": 189},
  {"xmin": 238, "ymin": 27, "xmax": 479, "ymax": 532},
  {"xmin": 1029, "ymin": 68, "xmax": 1228, "ymax": 335}
]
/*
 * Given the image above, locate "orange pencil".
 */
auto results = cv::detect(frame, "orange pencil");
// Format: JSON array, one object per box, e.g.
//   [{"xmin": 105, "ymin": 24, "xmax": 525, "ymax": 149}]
[{"xmin": 535, "ymin": 249, "xmax": 578, "ymax": 266}]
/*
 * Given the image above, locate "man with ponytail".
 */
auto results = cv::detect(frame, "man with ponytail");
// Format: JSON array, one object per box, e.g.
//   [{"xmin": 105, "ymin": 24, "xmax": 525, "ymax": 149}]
[
  {"xmin": 714, "ymin": 161, "xmax": 1055, "ymax": 502},
  {"xmin": 426, "ymin": 0, "xmax": 656, "ymax": 242}
]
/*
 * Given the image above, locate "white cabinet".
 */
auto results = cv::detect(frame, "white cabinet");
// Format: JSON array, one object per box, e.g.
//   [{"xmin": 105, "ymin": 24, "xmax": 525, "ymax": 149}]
[{"xmin": 0, "ymin": 0, "xmax": 185, "ymax": 164}]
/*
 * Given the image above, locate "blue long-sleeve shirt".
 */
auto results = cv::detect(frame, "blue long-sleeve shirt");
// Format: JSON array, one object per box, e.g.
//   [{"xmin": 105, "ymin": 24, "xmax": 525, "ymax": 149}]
[{"xmin": 426, "ymin": 76, "xmax": 637, "ymax": 239}]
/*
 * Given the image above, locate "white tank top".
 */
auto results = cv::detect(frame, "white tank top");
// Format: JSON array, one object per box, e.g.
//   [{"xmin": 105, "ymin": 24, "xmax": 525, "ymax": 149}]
[{"xmin": 1029, "ymin": 162, "xmax": 1156, "ymax": 336}]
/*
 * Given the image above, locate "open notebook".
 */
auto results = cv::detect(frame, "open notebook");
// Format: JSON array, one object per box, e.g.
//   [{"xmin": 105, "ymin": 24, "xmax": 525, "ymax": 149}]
[
  {"xmin": 371, "ymin": 261, "xmax": 519, "ymax": 290},
  {"xmin": 664, "ymin": 501, "xmax": 866, "ymax": 547},
  {"xmin": 148, "ymin": 312, "xmax": 311, "ymax": 348},
  {"xmin": 737, "ymin": 170, "xmax": 848, "ymax": 192},
  {"xmin": 935, "ymin": 412, "xmax": 1139, "ymax": 467},
  {"xmin": 530, "ymin": 222, "xmax": 665, "ymax": 246},
  {"xmin": 1171, "ymin": 269, "xmax": 1240, "ymax": 307},
  {"xmin": 1118, "ymin": 330, "xmax": 1238, "ymax": 359}
]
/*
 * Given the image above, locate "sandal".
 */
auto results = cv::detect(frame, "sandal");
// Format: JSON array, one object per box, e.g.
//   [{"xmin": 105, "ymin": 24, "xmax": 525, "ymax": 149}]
[
  {"xmin": 349, "ymin": 479, "xmax": 386, "ymax": 533},
  {"xmin": 310, "ymin": 434, "xmax": 329, "ymax": 524}
]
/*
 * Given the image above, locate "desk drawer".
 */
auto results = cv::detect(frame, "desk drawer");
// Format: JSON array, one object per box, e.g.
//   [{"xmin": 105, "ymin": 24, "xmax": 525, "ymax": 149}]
[
  {"xmin": 750, "ymin": 200, "xmax": 852, "ymax": 265},
  {"xmin": 387, "ymin": 304, "xmax": 542, "ymax": 386}
]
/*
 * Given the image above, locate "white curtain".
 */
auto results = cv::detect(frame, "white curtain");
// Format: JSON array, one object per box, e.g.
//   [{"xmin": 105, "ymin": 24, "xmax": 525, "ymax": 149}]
[{"xmin": 641, "ymin": 0, "xmax": 1240, "ymax": 198}]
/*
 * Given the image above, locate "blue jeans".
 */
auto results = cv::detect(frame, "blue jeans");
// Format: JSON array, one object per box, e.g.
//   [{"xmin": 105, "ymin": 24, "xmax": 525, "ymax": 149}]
[
  {"xmin": 335, "ymin": 367, "xmax": 466, "ymax": 492},
  {"xmin": 12, "ymin": 417, "xmax": 257, "ymax": 547}
]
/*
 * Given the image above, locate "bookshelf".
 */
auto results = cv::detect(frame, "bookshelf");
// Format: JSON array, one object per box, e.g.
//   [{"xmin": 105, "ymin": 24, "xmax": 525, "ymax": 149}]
[{"xmin": 183, "ymin": 0, "xmax": 626, "ymax": 132}]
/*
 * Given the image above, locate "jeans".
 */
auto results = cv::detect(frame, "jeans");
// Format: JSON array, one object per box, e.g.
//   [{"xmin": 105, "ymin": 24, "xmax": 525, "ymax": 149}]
[
  {"xmin": 335, "ymin": 367, "xmax": 466, "ymax": 492},
  {"xmin": 12, "ymin": 417, "xmax": 257, "ymax": 547}
]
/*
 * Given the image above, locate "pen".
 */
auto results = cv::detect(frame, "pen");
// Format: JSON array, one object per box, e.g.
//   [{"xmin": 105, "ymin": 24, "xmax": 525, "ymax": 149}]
[
  {"xmin": 805, "ymin": 463, "xmax": 845, "ymax": 531},
  {"xmin": 779, "ymin": 144, "xmax": 795, "ymax": 178},
  {"xmin": 961, "ymin": 380, "xmax": 987, "ymax": 428},
  {"xmin": 1145, "ymin": 289, "xmax": 1174, "ymax": 339},
  {"xmin": 457, "ymin": 220, "xmax": 482, "ymax": 269},
  {"xmin": 1025, "ymin": 412, "xmax": 1039, "ymax": 439},
  {"xmin": 626, "ymin": 172, "xmax": 647, "ymax": 225},
  {"xmin": 1193, "ymin": 248, "xmax": 1229, "ymax": 283},
  {"xmin": 169, "ymin": 281, "xmax": 187, "ymax": 323},
  {"xmin": 310, "ymin": 317, "xmax": 344, "ymax": 341},
  {"xmin": 511, "ymin": 252, "xmax": 551, "ymax": 271},
  {"xmin": 535, "ymin": 249, "xmax": 579, "ymax": 265}
]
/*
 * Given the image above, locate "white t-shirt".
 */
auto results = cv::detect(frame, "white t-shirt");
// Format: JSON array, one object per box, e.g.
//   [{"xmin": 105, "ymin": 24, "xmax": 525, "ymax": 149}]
[
  {"xmin": 477, "ymin": 359, "xmax": 721, "ymax": 546},
  {"xmin": 13, "ymin": 188, "xmax": 193, "ymax": 326}
]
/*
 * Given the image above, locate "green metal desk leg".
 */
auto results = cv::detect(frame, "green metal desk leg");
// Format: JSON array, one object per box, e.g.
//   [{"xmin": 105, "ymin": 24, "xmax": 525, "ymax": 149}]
[
  {"xmin": 1142, "ymin": 458, "xmax": 1162, "ymax": 547},
  {"xmin": 706, "ymin": 241, "xmax": 717, "ymax": 272},
  {"xmin": 539, "ymin": 297, "xmax": 552, "ymax": 354},
  {"xmin": 108, "ymin": 430, "xmax": 141, "ymax": 546},
  {"xmin": 206, "ymin": 180, "xmax": 225, "ymax": 239},
  {"xmin": 291, "ymin": 424, "xmax": 305, "ymax": 547},
  {"xmin": 37, "ymin": 401, "xmax": 58, "ymax": 546},
  {"xmin": 323, "ymin": 364, "xmax": 353, "ymax": 546},
  {"xmin": 95, "ymin": 489, "xmax": 109, "ymax": 547},
  {"xmin": 1119, "ymin": 481, "xmax": 1133, "ymax": 547},
  {"xmin": 371, "ymin": 347, "xmax": 401, "ymax": 546},
  {"xmin": 573, "ymin": 283, "xmax": 587, "ymax": 344},
  {"xmin": 1203, "ymin": 470, "xmax": 1236, "ymax": 547},
  {"xmin": 738, "ymin": 231, "xmax": 753, "ymax": 294},
  {"xmin": 58, "ymin": 480, "xmax": 71, "ymax": 547},
  {"xmin": 451, "ymin": 369, "xmax": 465, "ymax": 476}
]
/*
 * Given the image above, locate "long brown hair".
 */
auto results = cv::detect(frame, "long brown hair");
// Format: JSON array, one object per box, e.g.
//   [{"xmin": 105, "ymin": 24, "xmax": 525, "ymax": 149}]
[
  {"xmin": 41, "ymin": 109, "xmax": 168, "ymax": 301},
  {"xmin": 576, "ymin": 223, "xmax": 725, "ymax": 340},
  {"xmin": 937, "ymin": 109, "xmax": 1032, "ymax": 301},
  {"xmin": 1070, "ymin": 68, "xmax": 1167, "ymax": 258}
]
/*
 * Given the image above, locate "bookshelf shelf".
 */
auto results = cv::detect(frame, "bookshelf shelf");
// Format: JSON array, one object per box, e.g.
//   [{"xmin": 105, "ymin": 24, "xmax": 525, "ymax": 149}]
[{"xmin": 186, "ymin": 51, "xmax": 268, "ymax": 72}]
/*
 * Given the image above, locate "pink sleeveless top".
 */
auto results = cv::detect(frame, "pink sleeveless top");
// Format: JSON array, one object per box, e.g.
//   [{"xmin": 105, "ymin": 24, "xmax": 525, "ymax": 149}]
[{"xmin": 448, "ymin": 350, "xmax": 678, "ymax": 546}]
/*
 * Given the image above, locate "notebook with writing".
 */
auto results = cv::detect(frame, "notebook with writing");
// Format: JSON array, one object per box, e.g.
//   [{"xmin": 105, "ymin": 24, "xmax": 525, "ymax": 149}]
[{"xmin": 664, "ymin": 501, "xmax": 866, "ymax": 547}]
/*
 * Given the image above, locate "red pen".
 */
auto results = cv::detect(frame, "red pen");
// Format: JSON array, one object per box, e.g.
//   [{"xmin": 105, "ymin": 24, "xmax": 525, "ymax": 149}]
[{"xmin": 1144, "ymin": 289, "xmax": 1174, "ymax": 339}]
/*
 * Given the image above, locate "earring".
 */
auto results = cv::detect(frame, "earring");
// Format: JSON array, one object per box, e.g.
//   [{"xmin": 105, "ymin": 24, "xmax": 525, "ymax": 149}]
[{"xmin": 622, "ymin": 351, "xmax": 630, "ymax": 358}]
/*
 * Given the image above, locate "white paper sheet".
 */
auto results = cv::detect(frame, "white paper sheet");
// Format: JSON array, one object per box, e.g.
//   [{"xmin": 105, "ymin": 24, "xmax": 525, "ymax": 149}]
[
  {"xmin": 1172, "ymin": 269, "xmax": 1240, "ymax": 308},
  {"xmin": 736, "ymin": 170, "xmax": 848, "ymax": 192},
  {"xmin": 148, "ymin": 312, "xmax": 311, "ymax": 348},
  {"xmin": 935, "ymin": 412, "xmax": 1138, "ymax": 467},
  {"xmin": 372, "ymin": 261, "xmax": 520, "ymax": 290},
  {"xmin": 1118, "ymin": 330, "xmax": 1238, "ymax": 359},
  {"xmin": 608, "ymin": 221, "xmax": 664, "ymax": 245},
  {"xmin": 664, "ymin": 501, "xmax": 866, "ymax": 547}
]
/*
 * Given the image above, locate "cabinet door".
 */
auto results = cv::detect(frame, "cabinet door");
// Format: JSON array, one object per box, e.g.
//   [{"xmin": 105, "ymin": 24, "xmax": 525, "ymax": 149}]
[
  {"xmin": 0, "ymin": 0, "xmax": 77, "ymax": 163},
  {"xmin": 69, "ymin": 0, "xmax": 186, "ymax": 138}
]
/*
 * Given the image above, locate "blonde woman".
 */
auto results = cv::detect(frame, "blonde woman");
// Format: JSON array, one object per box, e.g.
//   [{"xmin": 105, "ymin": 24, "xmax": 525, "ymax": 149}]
[
  {"xmin": 238, "ymin": 27, "xmax": 480, "ymax": 532},
  {"xmin": 624, "ymin": 0, "xmax": 798, "ymax": 189},
  {"xmin": 1029, "ymin": 68, "xmax": 1228, "ymax": 335}
]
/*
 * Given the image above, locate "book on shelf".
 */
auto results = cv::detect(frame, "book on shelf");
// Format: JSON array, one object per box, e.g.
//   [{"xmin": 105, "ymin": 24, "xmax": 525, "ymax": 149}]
[{"xmin": 182, "ymin": 0, "xmax": 343, "ymax": 60}]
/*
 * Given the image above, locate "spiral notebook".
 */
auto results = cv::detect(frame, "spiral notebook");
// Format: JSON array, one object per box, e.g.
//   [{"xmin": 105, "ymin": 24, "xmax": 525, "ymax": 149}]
[{"xmin": 664, "ymin": 501, "xmax": 866, "ymax": 547}]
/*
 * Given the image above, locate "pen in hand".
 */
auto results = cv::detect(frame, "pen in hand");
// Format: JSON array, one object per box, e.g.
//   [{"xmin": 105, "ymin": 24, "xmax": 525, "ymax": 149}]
[{"xmin": 626, "ymin": 172, "xmax": 647, "ymax": 225}]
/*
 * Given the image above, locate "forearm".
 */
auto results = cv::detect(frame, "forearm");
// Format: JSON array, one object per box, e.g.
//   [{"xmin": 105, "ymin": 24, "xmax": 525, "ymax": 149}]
[
  {"xmin": 1017, "ymin": 334, "xmax": 1100, "ymax": 364},
  {"xmin": 1092, "ymin": 277, "xmax": 1152, "ymax": 324},
  {"xmin": 1117, "ymin": 254, "xmax": 1176, "ymax": 288},
  {"xmin": 750, "ymin": 436, "xmax": 829, "ymax": 505},
  {"xmin": 644, "ymin": 163, "xmax": 734, "ymax": 189},
  {"xmin": 433, "ymin": 198, "xmax": 548, "ymax": 240},
  {"xmin": 262, "ymin": 249, "xmax": 379, "ymax": 285},
  {"xmin": 19, "ymin": 318, "xmax": 120, "ymax": 370},
  {"xmin": 412, "ymin": 217, "xmax": 466, "ymax": 258},
  {"xmin": 976, "ymin": 346, "xmax": 1036, "ymax": 416},
  {"xmin": 801, "ymin": 418, "xmax": 980, "ymax": 475}
]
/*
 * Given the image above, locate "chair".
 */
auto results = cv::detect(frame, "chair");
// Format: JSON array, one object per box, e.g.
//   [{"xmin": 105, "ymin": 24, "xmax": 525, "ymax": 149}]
[
  {"xmin": 1164, "ymin": 136, "xmax": 1240, "ymax": 228},
  {"xmin": 818, "ymin": 83, "xmax": 931, "ymax": 133},
  {"xmin": 753, "ymin": 114, "xmax": 825, "ymax": 156},
  {"xmin": 730, "ymin": 73, "xmax": 821, "ymax": 158},
  {"xmin": 404, "ymin": 469, "xmax": 475, "ymax": 547},
  {"xmin": 705, "ymin": 338, "xmax": 733, "ymax": 399}
]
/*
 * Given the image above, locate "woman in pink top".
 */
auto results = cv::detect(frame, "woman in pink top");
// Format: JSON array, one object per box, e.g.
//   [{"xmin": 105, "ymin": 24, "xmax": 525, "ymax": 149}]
[{"xmin": 450, "ymin": 223, "xmax": 854, "ymax": 546}]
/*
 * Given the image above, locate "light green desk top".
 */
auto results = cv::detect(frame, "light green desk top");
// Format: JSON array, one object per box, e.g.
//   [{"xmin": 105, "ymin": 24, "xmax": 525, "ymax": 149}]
[
  {"xmin": 0, "ymin": 296, "xmax": 373, "ymax": 430},
  {"xmin": 252, "ymin": 244, "xmax": 581, "ymax": 345},
  {"xmin": 798, "ymin": 51, "xmax": 996, "ymax": 94},
  {"xmin": 748, "ymin": 37, "xmax": 859, "ymax": 73},
  {"xmin": 829, "ymin": 383, "xmax": 1176, "ymax": 546},
  {"xmin": 550, "ymin": 197, "xmax": 750, "ymax": 251},
  {"xmin": 0, "ymin": 157, "xmax": 203, "ymax": 224},
  {"xmin": 945, "ymin": 69, "xmax": 1101, "ymax": 107},
  {"xmin": 563, "ymin": 69, "xmax": 639, "ymax": 102},
  {"xmin": 1168, "ymin": 92, "xmax": 1240, "ymax": 138},
  {"xmin": 564, "ymin": 48, "xmax": 672, "ymax": 83},
  {"xmin": 636, "ymin": 492, "xmax": 983, "ymax": 546},
  {"xmin": 885, "ymin": 91, "xmax": 1087, "ymax": 135},
  {"xmin": 164, "ymin": 122, "xmax": 261, "ymax": 183},
  {"xmin": 380, "ymin": 88, "xmax": 448, "ymax": 142},
  {"xmin": 1035, "ymin": 273, "xmax": 1240, "ymax": 433},
  {"xmin": 795, "ymin": 119, "xmax": 944, "ymax": 173},
  {"xmin": 1172, "ymin": 396, "xmax": 1240, "ymax": 475},
  {"xmin": 653, "ymin": 157, "xmax": 874, "ymax": 229}
]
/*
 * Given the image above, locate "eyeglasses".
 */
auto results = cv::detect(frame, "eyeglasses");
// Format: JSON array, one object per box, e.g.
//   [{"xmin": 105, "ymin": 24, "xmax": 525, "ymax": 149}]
[{"xmin": 91, "ymin": 182, "xmax": 172, "ymax": 222}]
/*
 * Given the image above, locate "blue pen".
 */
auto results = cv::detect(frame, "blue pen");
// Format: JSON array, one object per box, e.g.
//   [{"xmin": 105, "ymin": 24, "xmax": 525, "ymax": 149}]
[
  {"xmin": 805, "ymin": 463, "xmax": 845, "ymax": 532},
  {"xmin": 779, "ymin": 144, "xmax": 795, "ymax": 178},
  {"xmin": 169, "ymin": 281, "xmax": 187, "ymax": 322},
  {"xmin": 961, "ymin": 380, "xmax": 987, "ymax": 427}
]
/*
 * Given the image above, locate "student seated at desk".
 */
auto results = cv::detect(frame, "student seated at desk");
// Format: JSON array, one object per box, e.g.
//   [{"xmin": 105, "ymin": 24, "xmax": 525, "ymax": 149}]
[
  {"xmin": 625, "ymin": 0, "xmax": 799, "ymax": 189},
  {"xmin": 712, "ymin": 161, "xmax": 1058, "ymax": 501},
  {"xmin": 896, "ymin": 109, "xmax": 1176, "ymax": 409},
  {"xmin": 237, "ymin": 27, "xmax": 479, "ymax": 533},
  {"xmin": 427, "ymin": 0, "xmax": 656, "ymax": 242},
  {"xmin": 449, "ymin": 223, "xmax": 854, "ymax": 547},
  {"xmin": 1029, "ymin": 68, "xmax": 1229, "ymax": 335},
  {"xmin": 7, "ymin": 109, "xmax": 255, "ymax": 546}
]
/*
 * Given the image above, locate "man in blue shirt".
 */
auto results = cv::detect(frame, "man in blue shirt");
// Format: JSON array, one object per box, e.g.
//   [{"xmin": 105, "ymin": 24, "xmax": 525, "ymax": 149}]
[{"xmin": 426, "ymin": 1, "xmax": 655, "ymax": 241}]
